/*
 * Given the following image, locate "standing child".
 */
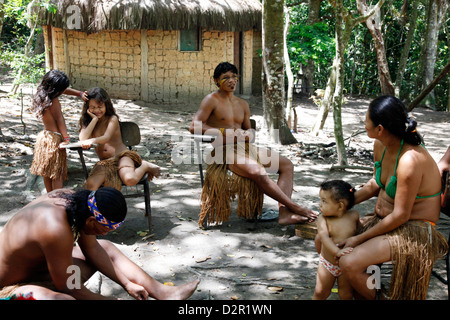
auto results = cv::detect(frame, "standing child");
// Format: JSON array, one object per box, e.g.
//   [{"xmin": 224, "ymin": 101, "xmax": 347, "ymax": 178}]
[
  {"xmin": 78, "ymin": 87, "xmax": 161, "ymax": 191},
  {"xmin": 313, "ymin": 180, "xmax": 361, "ymax": 300},
  {"xmin": 30, "ymin": 69, "xmax": 88, "ymax": 192}
]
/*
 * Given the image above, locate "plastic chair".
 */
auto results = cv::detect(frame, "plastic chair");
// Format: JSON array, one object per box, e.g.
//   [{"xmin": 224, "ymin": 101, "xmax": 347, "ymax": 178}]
[{"xmin": 71, "ymin": 121, "xmax": 152, "ymax": 230}]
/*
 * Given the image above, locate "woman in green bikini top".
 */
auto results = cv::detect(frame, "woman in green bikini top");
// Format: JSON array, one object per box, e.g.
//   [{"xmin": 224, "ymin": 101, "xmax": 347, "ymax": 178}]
[
  {"xmin": 338, "ymin": 95, "xmax": 446, "ymax": 300},
  {"xmin": 374, "ymin": 139, "xmax": 441, "ymax": 200}
]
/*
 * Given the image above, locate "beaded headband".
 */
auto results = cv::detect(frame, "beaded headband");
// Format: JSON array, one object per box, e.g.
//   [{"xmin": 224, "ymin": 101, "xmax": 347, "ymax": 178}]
[{"xmin": 87, "ymin": 191, "xmax": 123, "ymax": 230}]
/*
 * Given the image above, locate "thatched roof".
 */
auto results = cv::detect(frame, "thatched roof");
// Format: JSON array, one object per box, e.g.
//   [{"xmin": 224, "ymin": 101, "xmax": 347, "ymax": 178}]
[{"xmin": 33, "ymin": 0, "xmax": 262, "ymax": 32}]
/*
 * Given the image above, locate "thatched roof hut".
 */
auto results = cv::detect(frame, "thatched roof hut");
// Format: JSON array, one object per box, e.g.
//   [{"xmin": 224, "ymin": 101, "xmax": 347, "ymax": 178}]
[
  {"xmin": 37, "ymin": 0, "xmax": 262, "ymax": 32},
  {"xmin": 33, "ymin": 0, "xmax": 262, "ymax": 105}
]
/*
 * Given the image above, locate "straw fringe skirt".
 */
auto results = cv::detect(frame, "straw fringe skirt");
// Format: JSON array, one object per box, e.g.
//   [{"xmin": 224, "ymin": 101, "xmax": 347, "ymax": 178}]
[
  {"xmin": 88, "ymin": 150, "xmax": 142, "ymax": 190},
  {"xmin": 199, "ymin": 143, "xmax": 264, "ymax": 227},
  {"xmin": 30, "ymin": 130, "xmax": 67, "ymax": 180},
  {"xmin": 363, "ymin": 215, "xmax": 448, "ymax": 300}
]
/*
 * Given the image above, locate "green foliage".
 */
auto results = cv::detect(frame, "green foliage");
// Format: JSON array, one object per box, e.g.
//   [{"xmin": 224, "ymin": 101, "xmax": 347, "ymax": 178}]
[
  {"xmin": 0, "ymin": 0, "xmax": 53, "ymax": 90},
  {"xmin": 0, "ymin": 49, "xmax": 45, "ymax": 86},
  {"xmin": 286, "ymin": 0, "xmax": 449, "ymax": 109}
]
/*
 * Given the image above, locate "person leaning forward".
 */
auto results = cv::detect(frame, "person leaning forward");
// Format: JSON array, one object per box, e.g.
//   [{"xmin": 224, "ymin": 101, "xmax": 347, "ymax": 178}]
[
  {"xmin": 190, "ymin": 62, "xmax": 318, "ymax": 226},
  {"xmin": 0, "ymin": 187, "xmax": 199, "ymax": 300}
]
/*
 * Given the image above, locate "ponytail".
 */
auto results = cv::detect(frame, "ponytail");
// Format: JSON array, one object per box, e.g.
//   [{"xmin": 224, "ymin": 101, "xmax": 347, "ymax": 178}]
[{"xmin": 369, "ymin": 95, "xmax": 423, "ymax": 146}]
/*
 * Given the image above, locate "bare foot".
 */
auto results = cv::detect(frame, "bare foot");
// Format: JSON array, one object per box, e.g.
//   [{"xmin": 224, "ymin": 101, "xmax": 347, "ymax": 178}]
[
  {"xmin": 158, "ymin": 279, "xmax": 200, "ymax": 300},
  {"xmin": 278, "ymin": 205, "xmax": 318, "ymax": 225}
]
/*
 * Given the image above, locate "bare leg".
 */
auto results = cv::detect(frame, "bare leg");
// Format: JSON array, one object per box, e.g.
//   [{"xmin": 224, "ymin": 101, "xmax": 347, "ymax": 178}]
[
  {"xmin": 94, "ymin": 240, "xmax": 199, "ymax": 300},
  {"xmin": 339, "ymin": 235, "xmax": 391, "ymax": 299},
  {"xmin": 228, "ymin": 153, "xmax": 317, "ymax": 224},
  {"xmin": 313, "ymin": 263, "xmax": 335, "ymax": 300},
  {"xmin": 43, "ymin": 177, "xmax": 53, "ymax": 192},
  {"xmin": 85, "ymin": 167, "xmax": 107, "ymax": 191}
]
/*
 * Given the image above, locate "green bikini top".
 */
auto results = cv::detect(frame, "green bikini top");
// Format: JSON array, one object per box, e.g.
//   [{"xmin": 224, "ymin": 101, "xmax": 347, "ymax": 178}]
[{"xmin": 374, "ymin": 139, "xmax": 441, "ymax": 199}]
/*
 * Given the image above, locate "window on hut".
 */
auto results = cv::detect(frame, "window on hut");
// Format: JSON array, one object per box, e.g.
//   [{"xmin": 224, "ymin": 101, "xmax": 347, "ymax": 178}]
[{"xmin": 180, "ymin": 28, "xmax": 201, "ymax": 51}]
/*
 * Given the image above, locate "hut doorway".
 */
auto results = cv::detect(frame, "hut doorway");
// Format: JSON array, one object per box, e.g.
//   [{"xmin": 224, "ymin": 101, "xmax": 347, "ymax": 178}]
[{"xmin": 233, "ymin": 31, "xmax": 243, "ymax": 94}]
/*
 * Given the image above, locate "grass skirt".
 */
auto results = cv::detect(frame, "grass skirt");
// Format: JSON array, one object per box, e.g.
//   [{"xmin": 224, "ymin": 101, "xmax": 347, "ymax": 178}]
[
  {"xmin": 363, "ymin": 215, "xmax": 448, "ymax": 299},
  {"xmin": 88, "ymin": 150, "xmax": 142, "ymax": 190},
  {"xmin": 30, "ymin": 130, "xmax": 67, "ymax": 180},
  {"xmin": 199, "ymin": 142, "xmax": 264, "ymax": 227}
]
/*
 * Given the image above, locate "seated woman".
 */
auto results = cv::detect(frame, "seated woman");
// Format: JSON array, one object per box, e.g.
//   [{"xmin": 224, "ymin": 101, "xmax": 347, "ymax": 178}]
[
  {"xmin": 339, "ymin": 95, "xmax": 448, "ymax": 300},
  {"xmin": 79, "ymin": 87, "xmax": 161, "ymax": 191}
]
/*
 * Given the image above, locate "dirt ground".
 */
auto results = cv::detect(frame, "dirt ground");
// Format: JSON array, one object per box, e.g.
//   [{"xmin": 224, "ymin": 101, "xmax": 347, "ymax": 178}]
[{"xmin": 0, "ymin": 77, "xmax": 449, "ymax": 301}]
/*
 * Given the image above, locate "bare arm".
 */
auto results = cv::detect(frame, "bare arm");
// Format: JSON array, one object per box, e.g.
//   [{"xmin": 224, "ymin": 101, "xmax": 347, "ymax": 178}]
[
  {"xmin": 344, "ymin": 153, "xmax": 420, "ymax": 248},
  {"xmin": 438, "ymin": 146, "xmax": 450, "ymax": 176},
  {"xmin": 41, "ymin": 219, "xmax": 109, "ymax": 299},
  {"xmin": 63, "ymin": 88, "xmax": 88, "ymax": 101},
  {"xmin": 79, "ymin": 115, "xmax": 120, "ymax": 147},
  {"xmin": 316, "ymin": 215, "xmax": 339, "ymax": 258},
  {"xmin": 78, "ymin": 234, "xmax": 148, "ymax": 299}
]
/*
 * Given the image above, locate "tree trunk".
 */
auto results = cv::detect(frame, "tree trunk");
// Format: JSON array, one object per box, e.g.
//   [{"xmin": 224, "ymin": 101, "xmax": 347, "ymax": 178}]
[
  {"xmin": 395, "ymin": 0, "xmax": 419, "ymax": 98},
  {"xmin": 311, "ymin": 0, "xmax": 386, "ymax": 164},
  {"xmin": 303, "ymin": 0, "xmax": 323, "ymax": 96},
  {"xmin": 408, "ymin": 61, "xmax": 450, "ymax": 111},
  {"xmin": 357, "ymin": 0, "xmax": 395, "ymax": 95},
  {"xmin": 417, "ymin": 0, "xmax": 448, "ymax": 109},
  {"xmin": 262, "ymin": 0, "xmax": 297, "ymax": 145},
  {"xmin": 284, "ymin": 6, "xmax": 297, "ymax": 133}
]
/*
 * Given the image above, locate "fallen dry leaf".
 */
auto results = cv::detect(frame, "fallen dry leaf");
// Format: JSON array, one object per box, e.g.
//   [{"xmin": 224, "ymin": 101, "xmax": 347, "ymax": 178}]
[{"xmin": 268, "ymin": 286, "xmax": 283, "ymax": 292}]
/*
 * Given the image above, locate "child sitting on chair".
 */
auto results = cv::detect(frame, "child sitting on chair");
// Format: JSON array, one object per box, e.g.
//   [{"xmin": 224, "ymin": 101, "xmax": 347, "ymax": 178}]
[
  {"xmin": 313, "ymin": 180, "xmax": 361, "ymax": 300},
  {"xmin": 78, "ymin": 87, "xmax": 161, "ymax": 191}
]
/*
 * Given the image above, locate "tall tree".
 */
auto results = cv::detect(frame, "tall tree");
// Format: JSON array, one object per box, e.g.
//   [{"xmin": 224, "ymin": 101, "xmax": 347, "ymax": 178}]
[
  {"xmin": 262, "ymin": 0, "xmax": 297, "ymax": 145},
  {"xmin": 311, "ymin": 0, "xmax": 385, "ymax": 165},
  {"xmin": 357, "ymin": 0, "xmax": 395, "ymax": 95},
  {"xmin": 395, "ymin": 0, "xmax": 420, "ymax": 98},
  {"xmin": 284, "ymin": 6, "xmax": 297, "ymax": 132},
  {"xmin": 304, "ymin": 0, "xmax": 323, "ymax": 96},
  {"xmin": 416, "ymin": 0, "xmax": 448, "ymax": 109}
]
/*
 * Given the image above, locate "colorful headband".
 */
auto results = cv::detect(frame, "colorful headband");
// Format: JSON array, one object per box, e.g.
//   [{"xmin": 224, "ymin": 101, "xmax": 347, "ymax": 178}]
[{"xmin": 87, "ymin": 191, "xmax": 123, "ymax": 230}]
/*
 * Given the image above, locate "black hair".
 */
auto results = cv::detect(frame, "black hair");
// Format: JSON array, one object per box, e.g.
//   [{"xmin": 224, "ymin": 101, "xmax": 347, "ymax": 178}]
[
  {"xmin": 320, "ymin": 180, "xmax": 355, "ymax": 210},
  {"xmin": 33, "ymin": 70, "xmax": 70, "ymax": 119},
  {"xmin": 53, "ymin": 187, "xmax": 127, "ymax": 231},
  {"xmin": 213, "ymin": 62, "xmax": 239, "ymax": 80},
  {"xmin": 79, "ymin": 87, "xmax": 118, "ymax": 130},
  {"xmin": 368, "ymin": 95, "xmax": 423, "ymax": 146}
]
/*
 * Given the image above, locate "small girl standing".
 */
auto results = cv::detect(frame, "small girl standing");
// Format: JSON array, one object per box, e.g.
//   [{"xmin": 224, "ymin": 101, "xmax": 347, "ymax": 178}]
[
  {"xmin": 313, "ymin": 180, "xmax": 361, "ymax": 300},
  {"xmin": 30, "ymin": 69, "xmax": 88, "ymax": 192},
  {"xmin": 78, "ymin": 87, "xmax": 160, "ymax": 191}
]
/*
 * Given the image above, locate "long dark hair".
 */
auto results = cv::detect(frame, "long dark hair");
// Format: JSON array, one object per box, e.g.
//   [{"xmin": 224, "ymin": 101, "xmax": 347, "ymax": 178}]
[
  {"xmin": 78, "ymin": 87, "xmax": 118, "ymax": 130},
  {"xmin": 368, "ymin": 95, "xmax": 423, "ymax": 145},
  {"xmin": 53, "ymin": 188, "xmax": 127, "ymax": 231},
  {"xmin": 33, "ymin": 70, "xmax": 70, "ymax": 119}
]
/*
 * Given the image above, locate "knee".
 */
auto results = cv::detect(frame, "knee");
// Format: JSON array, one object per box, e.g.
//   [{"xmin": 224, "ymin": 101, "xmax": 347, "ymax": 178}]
[
  {"xmin": 278, "ymin": 156, "xmax": 293, "ymax": 174},
  {"xmin": 339, "ymin": 254, "xmax": 358, "ymax": 276}
]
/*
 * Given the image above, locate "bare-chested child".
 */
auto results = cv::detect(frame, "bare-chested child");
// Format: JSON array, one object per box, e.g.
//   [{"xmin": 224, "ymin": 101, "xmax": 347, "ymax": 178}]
[
  {"xmin": 189, "ymin": 62, "xmax": 317, "ymax": 225},
  {"xmin": 313, "ymin": 180, "xmax": 361, "ymax": 300},
  {"xmin": 78, "ymin": 87, "xmax": 161, "ymax": 190},
  {"xmin": 0, "ymin": 187, "xmax": 199, "ymax": 300},
  {"xmin": 30, "ymin": 70, "xmax": 88, "ymax": 192}
]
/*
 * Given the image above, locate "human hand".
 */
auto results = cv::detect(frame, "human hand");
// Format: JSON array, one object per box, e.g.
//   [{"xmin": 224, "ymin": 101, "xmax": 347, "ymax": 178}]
[
  {"xmin": 338, "ymin": 236, "xmax": 361, "ymax": 249},
  {"xmin": 80, "ymin": 91, "xmax": 89, "ymax": 101},
  {"xmin": 86, "ymin": 109, "xmax": 98, "ymax": 120},
  {"xmin": 125, "ymin": 282, "xmax": 149, "ymax": 300},
  {"xmin": 335, "ymin": 247, "xmax": 353, "ymax": 260},
  {"xmin": 80, "ymin": 139, "xmax": 94, "ymax": 149}
]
